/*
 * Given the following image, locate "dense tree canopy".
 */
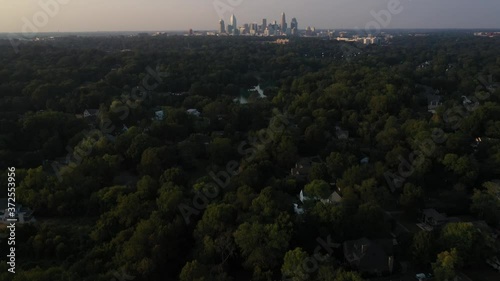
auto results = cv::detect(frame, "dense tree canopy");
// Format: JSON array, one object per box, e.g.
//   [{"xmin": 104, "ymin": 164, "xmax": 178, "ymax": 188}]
[{"xmin": 1, "ymin": 32, "xmax": 499, "ymax": 280}]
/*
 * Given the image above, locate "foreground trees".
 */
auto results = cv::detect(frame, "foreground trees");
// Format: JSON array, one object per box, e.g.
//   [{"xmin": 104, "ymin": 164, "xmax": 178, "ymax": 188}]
[
  {"xmin": 2, "ymin": 34, "xmax": 500, "ymax": 280},
  {"xmin": 233, "ymin": 213, "xmax": 293, "ymax": 277},
  {"xmin": 470, "ymin": 182, "xmax": 500, "ymax": 227},
  {"xmin": 412, "ymin": 231, "xmax": 437, "ymax": 267},
  {"xmin": 432, "ymin": 248, "xmax": 462, "ymax": 281}
]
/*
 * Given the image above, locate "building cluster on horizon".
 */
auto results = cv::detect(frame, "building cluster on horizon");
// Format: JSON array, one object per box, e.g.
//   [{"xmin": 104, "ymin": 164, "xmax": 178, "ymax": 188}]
[
  {"xmin": 182, "ymin": 12, "xmax": 387, "ymax": 44},
  {"xmin": 474, "ymin": 31, "xmax": 500, "ymax": 38},
  {"xmin": 335, "ymin": 34, "xmax": 382, "ymax": 45},
  {"xmin": 218, "ymin": 13, "xmax": 303, "ymax": 37},
  {"xmin": 333, "ymin": 31, "xmax": 388, "ymax": 45}
]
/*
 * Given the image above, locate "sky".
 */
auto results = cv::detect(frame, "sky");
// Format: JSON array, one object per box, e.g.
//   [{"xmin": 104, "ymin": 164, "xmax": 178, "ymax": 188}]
[{"xmin": 1, "ymin": 0, "xmax": 499, "ymax": 33}]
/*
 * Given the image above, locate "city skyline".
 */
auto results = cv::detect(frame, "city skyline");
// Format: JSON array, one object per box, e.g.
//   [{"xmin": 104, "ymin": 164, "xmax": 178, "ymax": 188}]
[
  {"xmin": 217, "ymin": 12, "xmax": 300, "ymax": 36},
  {"xmin": 1, "ymin": 0, "xmax": 500, "ymax": 33}
]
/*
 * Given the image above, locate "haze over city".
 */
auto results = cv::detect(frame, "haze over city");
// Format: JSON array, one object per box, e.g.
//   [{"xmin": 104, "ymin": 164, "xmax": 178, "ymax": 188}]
[{"xmin": 1, "ymin": 0, "xmax": 500, "ymax": 33}]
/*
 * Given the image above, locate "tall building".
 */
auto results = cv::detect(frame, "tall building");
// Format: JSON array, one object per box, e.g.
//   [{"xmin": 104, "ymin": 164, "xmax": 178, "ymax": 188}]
[
  {"xmin": 262, "ymin": 18, "xmax": 267, "ymax": 32},
  {"xmin": 306, "ymin": 26, "xmax": 312, "ymax": 36},
  {"xmin": 291, "ymin": 18, "xmax": 298, "ymax": 30},
  {"xmin": 243, "ymin": 23, "xmax": 249, "ymax": 34},
  {"xmin": 230, "ymin": 14, "xmax": 238, "ymax": 35},
  {"xmin": 219, "ymin": 19, "xmax": 226, "ymax": 34},
  {"xmin": 250, "ymin": 23, "xmax": 258, "ymax": 35},
  {"xmin": 281, "ymin": 12, "xmax": 287, "ymax": 33},
  {"xmin": 291, "ymin": 17, "xmax": 298, "ymax": 36}
]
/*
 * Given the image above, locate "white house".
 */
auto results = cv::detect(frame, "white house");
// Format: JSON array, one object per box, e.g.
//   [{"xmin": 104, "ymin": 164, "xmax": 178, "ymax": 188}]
[
  {"xmin": 154, "ymin": 110, "xmax": 164, "ymax": 121},
  {"xmin": 187, "ymin": 109, "xmax": 201, "ymax": 117},
  {"xmin": 293, "ymin": 203, "xmax": 305, "ymax": 215},
  {"xmin": 335, "ymin": 125, "xmax": 349, "ymax": 140}
]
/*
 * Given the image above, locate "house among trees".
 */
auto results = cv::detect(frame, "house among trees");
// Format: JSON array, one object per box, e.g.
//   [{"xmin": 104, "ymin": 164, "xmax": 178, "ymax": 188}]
[
  {"xmin": 343, "ymin": 237, "xmax": 394, "ymax": 276},
  {"xmin": 487, "ymin": 82, "xmax": 499, "ymax": 93},
  {"xmin": 360, "ymin": 157, "xmax": 370, "ymax": 165},
  {"xmin": 471, "ymin": 220, "xmax": 498, "ymax": 240},
  {"xmin": 421, "ymin": 209, "xmax": 447, "ymax": 225},
  {"xmin": 82, "ymin": 109, "xmax": 100, "ymax": 127},
  {"xmin": 293, "ymin": 203, "xmax": 305, "ymax": 215},
  {"xmin": 299, "ymin": 190, "xmax": 342, "ymax": 205},
  {"xmin": 328, "ymin": 191, "xmax": 343, "ymax": 204},
  {"xmin": 0, "ymin": 198, "xmax": 36, "ymax": 224},
  {"xmin": 416, "ymin": 84, "xmax": 442, "ymax": 114},
  {"xmin": 290, "ymin": 156, "xmax": 322, "ymax": 181},
  {"xmin": 187, "ymin": 108, "xmax": 201, "ymax": 117},
  {"xmin": 418, "ymin": 209, "xmax": 448, "ymax": 231},
  {"xmin": 154, "ymin": 110, "xmax": 165, "ymax": 121},
  {"xmin": 427, "ymin": 99, "xmax": 442, "ymax": 114},
  {"xmin": 83, "ymin": 109, "xmax": 100, "ymax": 119},
  {"xmin": 335, "ymin": 125, "xmax": 349, "ymax": 140}
]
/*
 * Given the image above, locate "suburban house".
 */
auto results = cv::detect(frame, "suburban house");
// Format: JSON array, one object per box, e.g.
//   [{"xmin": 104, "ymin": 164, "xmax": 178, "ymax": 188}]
[
  {"xmin": 418, "ymin": 209, "xmax": 450, "ymax": 231},
  {"xmin": 335, "ymin": 125, "xmax": 349, "ymax": 140},
  {"xmin": 421, "ymin": 209, "xmax": 447, "ymax": 225},
  {"xmin": 299, "ymin": 190, "xmax": 342, "ymax": 205},
  {"xmin": 82, "ymin": 109, "xmax": 100, "ymax": 126},
  {"xmin": 360, "ymin": 157, "xmax": 370, "ymax": 165},
  {"xmin": 416, "ymin": 84, "xmax": 442, "ymax": 114},
  {"xmin": 487, "ymin": 82, "xmax": 499, "ymax": 93},
  {"xmin": 328, "ymin": 191, "xmax": 343, "ymax": 204},
  {"xmin": 471, "ymin": 137, "xmax": 482, "ymax": 149},
  {"xmin": 343, "ymin": 237, "xmax": 395, "ymax": 276},
  {"xmin": 290, "ymin": 156, "xmax": 322, "ymax": 182},
  {"xmin": 427, "ymin": 99, "xmax": 442, "ymax": 114},
  {"xmin": 293, "ymin": 203, "xmax": 305, "ymax": 215},
  {"xmin": 0, "ymin": 198, "xmax": 36, "ymax": 224},
  {"xmin": 471, "ymin": 220, "xmax": 498, "ymax": 240},
  {"xmin": 187, "ymin": 108, "xmax": 201, "ymax": 117},
  {"xmin": 83, "ymin": 109, "xmax": 100, "ymax": 119},
  {"xmin": 154, "ymin": 110, "xmax": 164, "ymax": 121}
]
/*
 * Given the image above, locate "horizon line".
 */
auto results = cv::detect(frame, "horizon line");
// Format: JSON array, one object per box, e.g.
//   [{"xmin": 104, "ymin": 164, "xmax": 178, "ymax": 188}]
[{"xmin": 2, "ymin": 27, "xmax": 500, "ymax": 35}]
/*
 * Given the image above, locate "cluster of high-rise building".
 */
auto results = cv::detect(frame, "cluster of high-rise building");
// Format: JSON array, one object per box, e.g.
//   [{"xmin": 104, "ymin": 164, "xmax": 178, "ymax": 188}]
[
  {"xmin": 473, "ymin": 31, "xmax": 500, "ymax": 38},
  {"xmin": 218, "ymin": 13, "xmax": 300, "ymax": 36}
]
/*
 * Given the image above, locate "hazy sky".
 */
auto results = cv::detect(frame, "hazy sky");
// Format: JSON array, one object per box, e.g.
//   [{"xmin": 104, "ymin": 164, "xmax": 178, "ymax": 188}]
[{"xmin": 1, "ymin": 0, "xmax": 499, "ymax": 33}]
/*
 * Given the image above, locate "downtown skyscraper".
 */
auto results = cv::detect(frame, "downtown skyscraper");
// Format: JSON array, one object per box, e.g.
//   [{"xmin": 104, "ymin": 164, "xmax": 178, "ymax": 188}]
[
  {"xmin": 281, "ymin": 12, "xmax": 287, "ymax": 33},
  {"xmin": 230, "ymin": 14, "xmax": 238, "ymax": 35},
  {"xmin": 219, "ymin": 19, "xmax": 225, "ymax": 34},
  {"xmin": 291, "ymin": 17, "xmax": 298, "ymax": 36}
]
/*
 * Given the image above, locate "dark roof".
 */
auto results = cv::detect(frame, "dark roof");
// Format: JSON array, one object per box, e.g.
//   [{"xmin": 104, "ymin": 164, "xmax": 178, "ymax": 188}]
[
  {"xmin": 422, "ymin": 209, "xmax": 446, "ymax": 220},
  {"xmin": 329, "ymin": 191, "xmax": 342, "ymax": 203},
  {"xmin": 344, "ymin": 237, "xmax": 394, "ymax": 274},
  {"xmin": 291, "ymin": 156, "xmax": 322, "ymax": 176},
  {"xmin": 84, "ymin": 109, "xmax": 100, "ymax": 116}
]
